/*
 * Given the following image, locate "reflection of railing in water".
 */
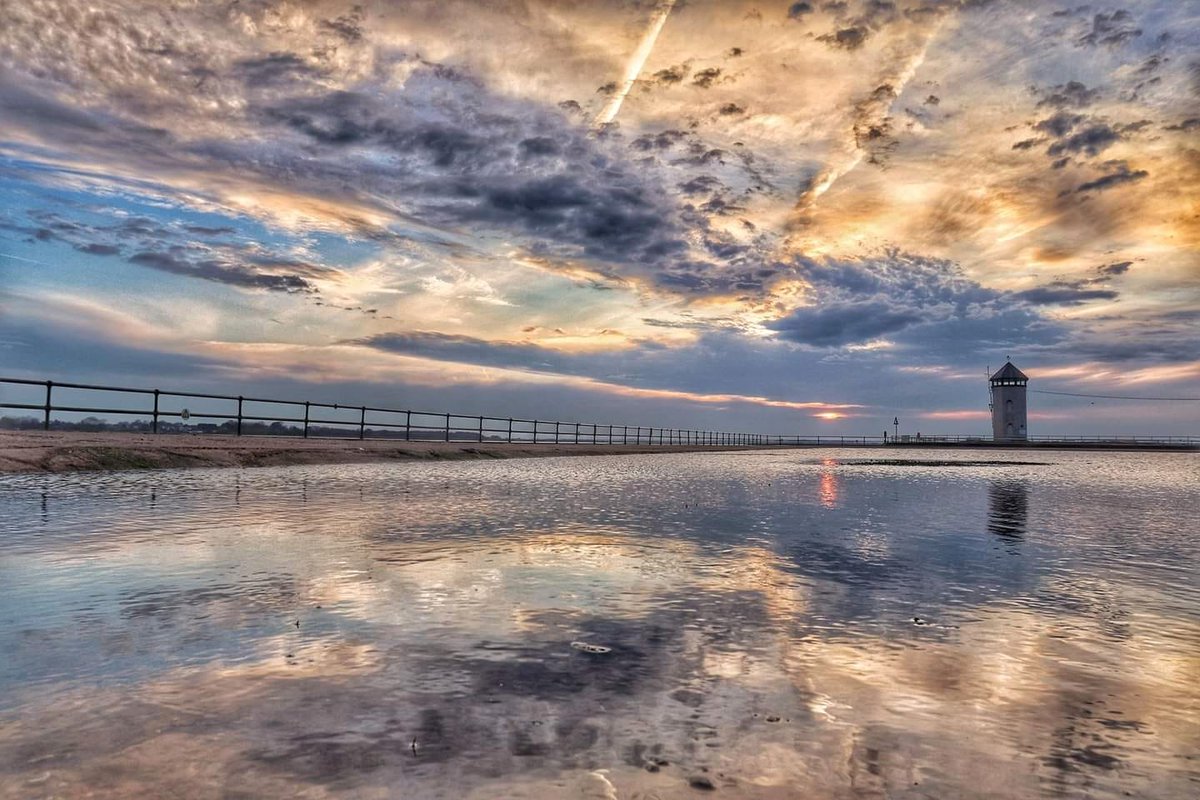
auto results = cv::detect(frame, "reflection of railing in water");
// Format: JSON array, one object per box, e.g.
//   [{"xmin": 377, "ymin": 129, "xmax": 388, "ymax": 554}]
[{"xmin": 1, "ymin": 377, "xmax": 1196, "ymax": 447}]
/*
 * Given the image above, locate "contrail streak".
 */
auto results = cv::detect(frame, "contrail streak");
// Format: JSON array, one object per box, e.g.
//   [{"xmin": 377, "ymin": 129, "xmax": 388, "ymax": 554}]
[
  {"xmin": 593, "ymin": 0, "xmax": 677, "ymax": 128},
  {"xmin": 788, "ymin": 17, "xmax": 947, "ymax": 228}
]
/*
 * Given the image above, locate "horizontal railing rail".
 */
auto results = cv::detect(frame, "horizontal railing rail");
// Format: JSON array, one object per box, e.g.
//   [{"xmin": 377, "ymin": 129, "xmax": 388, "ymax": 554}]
[
  {"xmin": 1, "ymin": 377, "xmax": 1195, "ymax": 448},
  {"xmin": 0, "ymin": 377, "xmax": 774, "ymax": 446}
]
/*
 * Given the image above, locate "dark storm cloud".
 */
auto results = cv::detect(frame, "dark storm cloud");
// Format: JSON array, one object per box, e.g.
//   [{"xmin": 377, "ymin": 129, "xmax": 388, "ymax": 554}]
[
  {"xmin": 1046, "ymin": 123, "xmax": 1121, "ymax": 157},
  {"xmin": 762, "ymin": 252, "xmax": 1051, "ymax": 349},
  {"xmin": 518, "ymin": 137, "xmax": 561, "ymax": 158},
  {"xmin": 184, "ymin": 225, "xmax": 237, "ymax": 236},
  {"xmin": 651, "ymin": 64, "xmax": 689, "ymax": 85},
  {"xmin": 0, "ymin": 70, "xmax": 171, "ymax": 147},
  {"xmin": 1164, "ymin": 117, "xmax": 1200, "ymax": 132},
  {"xmin": 677, "ymin": 175, "xmax": 722, "ymax": 196},
  {"xmin": 1072, "ymin": 162, "xmax": 1148, "ymax": 193},
  {"xmin": 1077, "ymin": 9, "xmax": 1142, "ymax": 47},
  {"xmin": 1096, "ymin": 261, "xmax": 1132, "ymax": 276},
  {"xmin": 75, "ymin": 242, "xmax": 121, "ymax": 256},
  {"xmin": 1033, "ymin": 111, "xmax": 1084, "ymax": 137},
  {"xmin": 319, "ymin": 7, "xmax": 366, "ymax": 43},
  {"xmin": 767, "ymin": 301, "xmax": 922, "ymax": 347},
  {"xmin": 233, "ymin": 52, "xmax": 319, "ymax": 84},
  {"xmin": 13, "ymin": 207, "xmax": 332, "ymax": 294},
  {"xmin": 692, "ymin": 68, "xmax": 723, "ymax": 89},
  {"xmin": 241, "ymin": 66, "xmax": 757, "ymax": 293},
  {"xmin": 788, "ymin": 2, "xmax": 815, "ymax": 19},
  {"xmin": 630, "ymin": 129, "xmax": 689, "ymax": 151},
  {"xmin": 128, "ymin": 251, "xmax": 317, "ymax": 292},
  {"xmin": 348, "ymin": 331, "xmax": 585, "ymax": 375},
  {"xmin": 817, "ymin": 26, "xmax": 870, "ymax": 50},
  {"xmin": 1014, "ymin": 284, "xmax": 1119, "ymax": 306},
  {"xmin": 1036, "ymin": 81, "xmax": 1100, "ymax": 109}
]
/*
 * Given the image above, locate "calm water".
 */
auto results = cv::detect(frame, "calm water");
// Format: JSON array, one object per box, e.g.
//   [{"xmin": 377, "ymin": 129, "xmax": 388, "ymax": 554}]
[{"xmin": 1, "ymin": 450, "xmax": 1198, "ymax": 799}]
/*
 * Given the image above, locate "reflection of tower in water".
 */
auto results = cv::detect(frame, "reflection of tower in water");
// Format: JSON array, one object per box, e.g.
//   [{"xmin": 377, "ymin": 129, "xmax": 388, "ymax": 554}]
[{"xmin": 988, "ymin": 481, "xmax": 1028, "ymax": 540}]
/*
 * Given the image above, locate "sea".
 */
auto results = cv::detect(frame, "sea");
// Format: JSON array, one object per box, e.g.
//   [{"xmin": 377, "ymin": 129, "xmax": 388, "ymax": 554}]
[{"xmin": 1, "ymin": 449, "xmax": 1197, "ymax": 798}]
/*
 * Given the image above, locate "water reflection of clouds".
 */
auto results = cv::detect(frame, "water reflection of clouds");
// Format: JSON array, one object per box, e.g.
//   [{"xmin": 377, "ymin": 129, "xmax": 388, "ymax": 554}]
[{"xmin": 2, "ymin": 452, "xmax": 1198, "ymax": 798}]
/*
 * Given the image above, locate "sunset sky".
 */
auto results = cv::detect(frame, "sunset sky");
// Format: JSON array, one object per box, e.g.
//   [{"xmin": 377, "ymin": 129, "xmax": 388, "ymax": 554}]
[{"xmin": 1, "ymin": 0, "xmax": 1197, "ymax": 434}]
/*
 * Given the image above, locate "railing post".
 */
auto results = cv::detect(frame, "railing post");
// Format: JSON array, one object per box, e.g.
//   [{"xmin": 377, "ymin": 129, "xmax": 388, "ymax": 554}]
[
  {"xmin": 554, "ymin": 421, "xmax": 560, "ymax": 444},
  {"xmin": 533, "ymin": 420, "xmax": 538, "ymax": 444},
  {"xmin": 478, "ymin": 415, "xmax": 484, "ymax": 443},
  {"xmin": 444, "ymin": 413, "xmax": 451, "ymax": 442},
  {"xmin": 405, "ymin": 410, "xmax": 412, "ymax": 441},
  {"xmin": 359, "ymin": 406, "xmax": 366, "ymax": 440},
  {"xmin": 237, "ymin": 396, "xmax": 243, "ymax": 436},
  {"xmin": 575, "ymin": 422, "xmax": 580, "ymax": 445},
  {"xmin": 152, "ymin": 389, "xmax": 160, "ymax": 434},
  {"xmin": 303, "ymin": 402, "xmax": 310, "ymax": 438},
  {"xmin": 508, "ymin": 418, "xmax": 513, "ymax": 443},
  {"xmin": 43, "ymin": 380, "xmax": 52, "ymax": 430}
]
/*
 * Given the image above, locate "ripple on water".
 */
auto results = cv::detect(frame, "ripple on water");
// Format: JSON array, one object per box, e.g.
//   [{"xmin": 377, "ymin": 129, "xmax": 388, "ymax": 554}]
[{"xmin": 1, "ymin": 449, "xmax": 1198, "ymax": 798}]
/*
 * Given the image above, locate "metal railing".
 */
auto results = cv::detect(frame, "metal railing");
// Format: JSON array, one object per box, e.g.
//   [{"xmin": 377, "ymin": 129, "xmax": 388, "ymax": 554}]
[
  {"xmin": 0, "ymin": 377, "xmax": 774, "ymax": 446},
  {"xmin": 1, "ymin": 377, "xmax": 1195, "ymax": 448}
]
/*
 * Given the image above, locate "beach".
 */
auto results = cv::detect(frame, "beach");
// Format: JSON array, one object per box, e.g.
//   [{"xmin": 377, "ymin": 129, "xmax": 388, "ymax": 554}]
[{"xmin": 0, "ymin": 430, "xmax": 763, "ymax": 473}]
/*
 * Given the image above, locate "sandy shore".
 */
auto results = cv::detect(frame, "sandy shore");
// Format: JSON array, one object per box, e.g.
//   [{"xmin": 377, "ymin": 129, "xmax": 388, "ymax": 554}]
[{"xmin": 0, "ymin": 430, "xmax": 767, "ymax": 473}]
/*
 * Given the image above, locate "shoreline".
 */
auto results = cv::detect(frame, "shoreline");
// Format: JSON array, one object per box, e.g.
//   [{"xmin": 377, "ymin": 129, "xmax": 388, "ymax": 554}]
[
  {"xmin": 1, "ymin": 431, "xmax": 1192, "ymax": 474},
  {"xmin": 0, "ymin": 430, "xmax": 771, "ymax": 474}
]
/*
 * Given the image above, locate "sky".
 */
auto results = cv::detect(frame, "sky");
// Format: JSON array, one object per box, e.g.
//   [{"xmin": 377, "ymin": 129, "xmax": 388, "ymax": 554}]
[{"xmin": 1, "ymin": 0, "xmax": 1197, "ymax": 436}]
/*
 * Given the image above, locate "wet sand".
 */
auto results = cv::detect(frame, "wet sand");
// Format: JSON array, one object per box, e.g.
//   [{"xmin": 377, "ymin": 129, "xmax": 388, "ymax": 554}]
[{"xmin": 0, "ymin": 430, "xmax": 765, "ymax": 473}]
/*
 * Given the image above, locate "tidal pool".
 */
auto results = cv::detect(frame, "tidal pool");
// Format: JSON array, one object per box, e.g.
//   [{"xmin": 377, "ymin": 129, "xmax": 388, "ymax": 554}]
[{"xmin": 1, "ymin": 450, "xmax": 1197, "ymax": 798}]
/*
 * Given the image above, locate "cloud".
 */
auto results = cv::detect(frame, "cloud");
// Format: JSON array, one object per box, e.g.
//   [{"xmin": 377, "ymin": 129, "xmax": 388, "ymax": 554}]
[
  {"xmin": 817, "ymin": 26, "xmax": 870, "ymax": 50},
  {"xmin": 763, "ymin": 251, "xmax": 1064, "ymax": 353},
  {"xmin": 1046, "ymin": 123, "xmax": 1121, "ymax": 157},
  {"xmin": 9, "ymin": 207, "xmax": 336, "ymax": 294},
  {"xmin": 233, "ymin": 52, "xmax": 320, "ymax": 85},
  {"xmin": 651, "ymin": 64, "xmax": 689, "ymax": 85},
  {"xmin": 1076, "ymin": 10, "xmax": 1142, "ymax": 48},
  {"xmin": 1, "ymin": 0, "xmax": 1197, "ymax": 434},
  {"xmin": 1033, "ymin": 111, "xmax": 1084, "ymax": 137},
  {"xmin": 768, "ymin": 301, "xmax": 921, "ymax": 346},
  {"xmin": 1164, "ymin": 117, "xmax": 1200, "ymax": 132},
  {"xmin": 1036, "ymin": 81, "xmax": 1100, "ymax": 109},
  {"xmin": 691, "ymin": 68, "xmax": 723, "ymax": 89},
  {"xmin": 788, "ymin": 3, "xmax": 815, "ymax": 20},
  {"xmin": 1096, "ymin": 261, "xmax": 1132, "ymax": 276},
  {"xmin": 1014, "ymin": 284, "xmax": 1119, "ymax": 306},
  {"xmin": 128, "ymin": 250, "xmax": 317, "ymax": 293},
  {"xmin": 1072, "ymin": 162, "xmax": 1149, "ymax": 194}
]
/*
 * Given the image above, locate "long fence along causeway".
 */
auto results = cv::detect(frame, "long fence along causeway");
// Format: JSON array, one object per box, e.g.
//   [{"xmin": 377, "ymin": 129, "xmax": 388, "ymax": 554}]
[{"xmin": 0, "ymin": 377, "xmax": 1195, "ymax": 448}]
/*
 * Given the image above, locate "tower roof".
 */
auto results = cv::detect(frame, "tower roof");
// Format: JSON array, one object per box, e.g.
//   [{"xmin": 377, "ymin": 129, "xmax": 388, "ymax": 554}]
[{"xmin": 990, "ymin": 361, "xmax": 1028, "ymax": 382}]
